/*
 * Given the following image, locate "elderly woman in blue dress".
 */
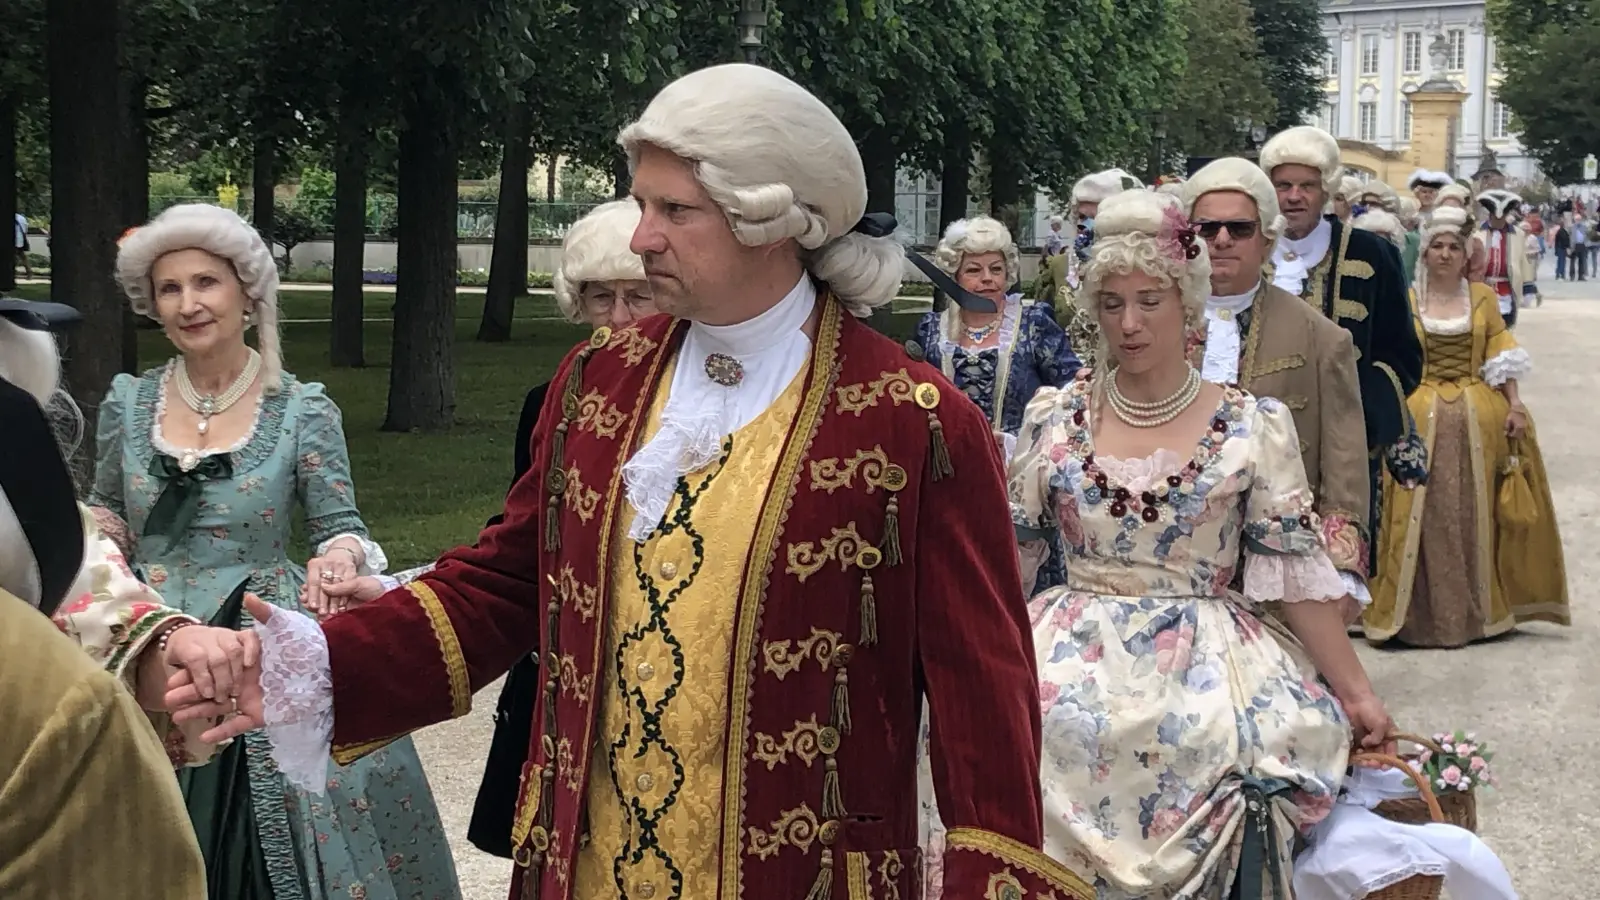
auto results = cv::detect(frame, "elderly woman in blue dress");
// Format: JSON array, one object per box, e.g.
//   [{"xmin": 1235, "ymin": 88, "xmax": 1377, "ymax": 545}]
[{"xmin": 82, "ymin": 203, "xmax": 458, "ymax": 899}]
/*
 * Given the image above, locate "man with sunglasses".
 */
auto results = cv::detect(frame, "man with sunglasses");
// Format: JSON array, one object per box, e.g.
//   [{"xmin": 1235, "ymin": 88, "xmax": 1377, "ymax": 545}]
[
  {"xmin": 1259, "ymin": 126, "xmax": 1426, "ymax": 588},
  {"xmin": 1183, "ymin": 158, "xmax": 1372, "ymax": 625}
]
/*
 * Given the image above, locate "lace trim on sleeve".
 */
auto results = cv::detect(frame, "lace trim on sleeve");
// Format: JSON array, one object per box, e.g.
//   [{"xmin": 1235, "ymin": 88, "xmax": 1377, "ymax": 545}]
[
  {"xmin": 255, "ymin": 606, "xmax": 334, "ymax": 794},
  {"xmin": 1242, "ymin": 551, "xmax": 1347, "ymax": 604},
  {"xmin": 1481, "ymin": 347, "xmax": 1531, "ymax": 387},
  {"xmin": 316, "ymin": 532, "xmax": 389, "ymax": 576}
]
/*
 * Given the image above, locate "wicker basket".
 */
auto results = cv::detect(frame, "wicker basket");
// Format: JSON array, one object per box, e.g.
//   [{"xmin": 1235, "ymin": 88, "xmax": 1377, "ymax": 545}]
[
  {"xmin": 1373, "ymin": 733, "xmax": 1479, "ymax": 832},
  {"xmin": 1353, "ymin": 752, "xmax": 1445, "ymax": 900}
]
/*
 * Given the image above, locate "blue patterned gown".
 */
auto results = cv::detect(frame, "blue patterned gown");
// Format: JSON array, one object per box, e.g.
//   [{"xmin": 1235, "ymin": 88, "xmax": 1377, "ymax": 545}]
[
  {"xmin": 915, "ymin": 296, "xmax": 1082, "ymax": 593},
  {"xmin": 91, "ymin": 366, "xmax": 460, "ymax": 900}
]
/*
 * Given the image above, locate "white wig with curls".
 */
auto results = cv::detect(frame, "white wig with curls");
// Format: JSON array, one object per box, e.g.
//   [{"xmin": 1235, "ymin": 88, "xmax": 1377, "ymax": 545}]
[
  {"xmin": 1079, "ymin": 191, "xmax": 1213, "ymax": 369},
  {"xmin": 1181, "ymin": 157, "xmax": 1287, "ymax": 244},
  {"xmin": 618, "ymin": 64, "xmax": 901, "ymax": 317},
  {"xmin": 552, "ymin": 200, "xmax": 646, "ymax": 324},
  {"xmin": 933, "ymin": 216, "xmax": 1021, "ymax": 285},
  {"xmin": 1352, "ymin": 210, "xmax": 1407, "ymax": 251},
  {"xmin": 115, "ymin": 203, "xmax": 283, "ymax": 393},
  {"xmin": 1414, "ymin": 206, "xmax": 1476, "ymax": 312},
  {"xmin": 1260, "ymin": 125, "xmax": 1343, "ymax": 195}
]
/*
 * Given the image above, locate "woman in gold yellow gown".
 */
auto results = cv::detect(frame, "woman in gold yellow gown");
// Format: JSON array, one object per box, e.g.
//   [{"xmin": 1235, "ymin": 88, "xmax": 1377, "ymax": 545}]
[{"xmin": 1365, "ymin": 206, "xmax": 1569, "ymax": 646}]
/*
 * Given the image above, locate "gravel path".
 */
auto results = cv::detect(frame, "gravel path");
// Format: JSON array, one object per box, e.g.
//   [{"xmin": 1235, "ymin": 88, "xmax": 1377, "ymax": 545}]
[{"xmin": 414, "ymin": 260, "xmax": 1596, "ymax": 898}]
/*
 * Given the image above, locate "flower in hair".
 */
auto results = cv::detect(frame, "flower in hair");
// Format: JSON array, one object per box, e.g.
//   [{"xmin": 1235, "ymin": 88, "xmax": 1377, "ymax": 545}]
[
  {"xmin": 1159, "ymin": 205, "xmax": 1201, "ymax": 262},
  {"xmin": 117, "ymin": 227, "xmax": 139, "ymax": 247}
]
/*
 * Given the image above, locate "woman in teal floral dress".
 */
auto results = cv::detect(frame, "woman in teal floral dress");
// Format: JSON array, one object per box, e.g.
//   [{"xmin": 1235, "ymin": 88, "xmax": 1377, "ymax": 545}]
[{"xmin": 89, "ymin": 204, "xmax": 459, "ymax": 900}]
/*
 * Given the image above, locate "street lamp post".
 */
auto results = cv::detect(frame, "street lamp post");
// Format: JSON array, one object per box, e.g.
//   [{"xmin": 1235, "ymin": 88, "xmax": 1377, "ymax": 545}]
[{"xmin": 736, "ymin": 0, "xmax": 769, "ymax": 64}]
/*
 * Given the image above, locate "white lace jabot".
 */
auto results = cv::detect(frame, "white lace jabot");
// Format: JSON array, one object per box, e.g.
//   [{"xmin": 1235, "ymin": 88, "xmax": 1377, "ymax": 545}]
[
  {"xmin": 621, "ymin": 275, "xmax": 816, "ymax": 541},
  {"xmin": 1272, "ymin": 218, "xmax": 1332, "ymax": 295},
  {"xmin": 1201, "ymin": 283, "xmax": 1259, "ymax": 385}
]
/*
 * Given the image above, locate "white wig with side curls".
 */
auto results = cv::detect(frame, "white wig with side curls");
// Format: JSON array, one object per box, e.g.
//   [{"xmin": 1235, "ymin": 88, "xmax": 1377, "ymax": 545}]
[
  {"xmin": 1259, "ymin": 125, "xmax": 1343, "ymax": 195},
  {"xmin": 1352, "ymin": 210, "xmax": 1407, "ymax": 251},
  {"xmin": 552, "ymin": 200, "xmax": 646, "ymax": 324},
  {"xmin": 933, "ymin": 216, "xmax": 1021, "ymax": 285},
  {"xmin": 618, "ymin": 64, "xmax": 901, "ymax": 317},
  {"xmin": 1079, "ymin": 191, "xmax": 1213, "ymax": 369},
  {"xmin": 1414, "ymin": 206, "xmax": 1476, "ymax": 312},
  {"xmin": 115, "ymin": 203, "xmax": 283, "ymax": 392},
  {"xmin": 1181, "ymin": 157, "xmax": 1287, "ymax": 244}
]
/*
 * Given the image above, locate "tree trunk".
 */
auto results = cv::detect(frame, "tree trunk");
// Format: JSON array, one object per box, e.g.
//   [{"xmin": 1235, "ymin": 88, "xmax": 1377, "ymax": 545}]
[
  {"xmin": 251, "ymin": 134, "xmax": 276, "ymax": 257},
  {"xmin": 987, "ymin": 140, "xmax": 1028, "ymax": 240},
  {"xmin": 50, "ymin": 0, "xmax": 130, "ymax": 483},
  {"xmin": 330, "ymin": 99, "xmax": 368, "ymax": 368},
  {"xmin": 861, "ymin": 127, "xmax": 898, "ymax": 214},
  {"xmin": 546, "ymin": 155, "xmax": 557, "ymax": 203},
  {"xmin": 382, "ymin": 80, "xmax": 457, "ymax": 433},
  {"xmin": 0, "ymin": 95, "xmax": 16, "ymax": 293},
  {"xmin": 478, "ymin": 102, "xmax": 532, "ymax": 343},
  {"xmin": 933, "ymin": 128, "xmax": 972, "ymax": 313},
  {"xmin": 122, "ymin": 76, "xmax": 148, "ymax": 227},
  {"xmin": 611, "ymin": 151, "xmax": 630, "ymax": 199}
]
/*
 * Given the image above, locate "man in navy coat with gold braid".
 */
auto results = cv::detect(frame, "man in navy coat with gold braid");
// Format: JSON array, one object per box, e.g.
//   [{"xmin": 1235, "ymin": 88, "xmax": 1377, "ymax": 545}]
[
  {"xmin": 1261, "ymin": 126, "xmax": 1428, "ymax": 583},
  {"xmin": 169, "ymin": 64, "xmax": 1091, "ymax": 900}
]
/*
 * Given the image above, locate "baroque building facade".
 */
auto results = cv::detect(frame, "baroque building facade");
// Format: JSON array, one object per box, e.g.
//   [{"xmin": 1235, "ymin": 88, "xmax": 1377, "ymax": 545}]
[{"xmin": 1318, "ymin": 0, "xmax": 1539, "ymax": 183}]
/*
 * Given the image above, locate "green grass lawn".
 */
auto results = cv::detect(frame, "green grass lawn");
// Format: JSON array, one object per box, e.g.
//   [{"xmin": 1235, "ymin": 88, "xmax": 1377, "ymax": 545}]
[
  {"xmin": 6, "ymin": 283, "xmax": 566, "ymax": 322},
  {"xmin": 84, "ymin": 310, "xmax": 921, "ymax": 570}
]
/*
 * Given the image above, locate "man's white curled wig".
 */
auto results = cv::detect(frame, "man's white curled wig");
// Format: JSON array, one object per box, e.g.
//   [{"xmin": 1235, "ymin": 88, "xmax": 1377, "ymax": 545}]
[
  {"xmin": 933, "ymin": 216, "xmax": 1021, "ymax": 285},
  {"xmin": 1335, "ymin": 175, "xmax": 1366, "ymax": 204},
  {"xmin": 1360, "ymin": 181, "xmax": 1400, "ymax": 213},
  {"xmin": 1259, "ymin": 125, "xmax": 1343, "ymax": 195},
  {"xmin": 1072, "ymin": 168, "xmax": 1143, "ymax": 209},
  {"xmin": 617, "ymin": 64, "xmax": 900, "ymax": 317},
  {"xmin": 1079, "ymin": 191, "xmax": 1213, "ymax": 357},
  {"xmin": 552, "ymin": 200, "xmax": 646, "ymax": 324},
  {"xmin": 1435, "ymin": 183, "xmax": 1472, "ymax": 208},
  {"xmin": 1181, "ymin": 157, "xmax": 1288, "ymax": 244},
  {"xmin": 1352, "ymin": 210, "xmax": 1407, "ymax": 250},
  {"xmin": 116, "ymin": 203, "xmax": 283, "ymax": 392}
]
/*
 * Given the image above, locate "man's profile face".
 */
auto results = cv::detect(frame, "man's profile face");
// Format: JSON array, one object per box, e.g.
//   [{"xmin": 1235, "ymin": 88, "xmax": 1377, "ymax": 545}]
[{"xmin": 628, "ymin": 143, "xmax": 751, "ymax": 324}]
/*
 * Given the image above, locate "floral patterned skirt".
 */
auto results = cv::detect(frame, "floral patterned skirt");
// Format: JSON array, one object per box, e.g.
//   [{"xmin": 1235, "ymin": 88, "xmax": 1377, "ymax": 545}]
[{"xmin": 1029, "ymin": 591, "xmax": 1349, "ymax": 900}]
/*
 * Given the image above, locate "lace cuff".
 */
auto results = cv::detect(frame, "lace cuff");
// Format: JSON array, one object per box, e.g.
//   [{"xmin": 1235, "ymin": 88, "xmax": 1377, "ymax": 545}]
[
  {"xmin": 317, "ymin": 532, "xmax": 389, "ymax": 576},
  {"xmin": 1341, "ymin": 571, "xmax": 1372, "ymax": 608},
  {"xmin": 1242, "ymin": 549, "xmax": 1347, "ymax": 604},
  {"xmin": 1480, "ymin": 348, "xmax": 1531, "ymax": 387},
  {"xmin": 255, "ymin": 605, "xmax": 334, "ymax": 794}
]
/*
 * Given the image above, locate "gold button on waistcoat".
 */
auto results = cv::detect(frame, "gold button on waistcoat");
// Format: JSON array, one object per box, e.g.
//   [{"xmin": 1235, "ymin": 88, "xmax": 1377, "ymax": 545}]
[
  {"xmin": 635, "ymin": 773, "xmax": 655, "ymax": 791},
  {"xmin": 636, "ymin": 662, "xmax": 655, "ymax": 681},
  {"xmin": 636, "ymin": 882, "xmax": 657, "ymax": 899},
  {"xmin": 659, "ymin": 561, "xmax": 678, "ymax": 579}
]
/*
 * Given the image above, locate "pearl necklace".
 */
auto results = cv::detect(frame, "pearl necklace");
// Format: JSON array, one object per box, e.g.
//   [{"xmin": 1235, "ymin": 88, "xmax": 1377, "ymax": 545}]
[
  {"xmin": 1107, "ymin": 366, "xmax": 1201, "ymax": 428},
  {"xmin": 176, "ymin": 348, "xmax": 261, "ymax": 437}
]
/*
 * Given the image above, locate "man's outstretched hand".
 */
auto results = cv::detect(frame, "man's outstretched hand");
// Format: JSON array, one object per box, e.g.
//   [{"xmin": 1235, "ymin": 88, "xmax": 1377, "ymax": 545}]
[{"xmin": 165, "ymin": 594, "xmax": 277, "ymax": 744}]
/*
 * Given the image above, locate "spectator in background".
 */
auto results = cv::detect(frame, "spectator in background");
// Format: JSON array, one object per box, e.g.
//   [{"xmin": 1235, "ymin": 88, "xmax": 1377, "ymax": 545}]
[
  {"xmin": 1554, "ymin": 216, "xmax": 1571, "ymax": 281},
  {"xmin": 1043, "ymin": 214, "xmax": 1066, "ymax": 257},
  {"xmin": 1588, "ymin": 217, "xmax": 1600, "ymax": 273},
  {"xmin": 12, "ymin": 213, "xmax": 28, "ymax": 278},
  {"xmin": 1571, "ymin": 216, "xmax": 1588, "ymax": 282}
]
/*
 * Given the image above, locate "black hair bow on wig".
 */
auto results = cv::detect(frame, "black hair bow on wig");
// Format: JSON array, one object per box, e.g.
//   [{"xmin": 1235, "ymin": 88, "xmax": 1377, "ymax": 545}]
[
  {"xmin": 851, "ymin": 212, "xmax": 998, "ymax": 314},
  {"xmin": 0, "ymin": 297, "xmax": 85, "ymax": 616}
]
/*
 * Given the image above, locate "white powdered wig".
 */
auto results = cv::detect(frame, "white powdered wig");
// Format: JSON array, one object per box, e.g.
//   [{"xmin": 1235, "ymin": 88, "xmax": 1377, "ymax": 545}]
[
  {"xmin": 1436, "ymin": 183, "xmax": 1472, "ymax": 208},
  {"xmin": 1072, "ymin": 168, "xmax": 1143, "ymax": 208},
  {"xmin": 0, "ymin": 318, "xmax": 61, "ymax": 406},
  {"xmin": 1079, "ymin": 191, "xmax": 1212, "ymax": 344},
  {"xmin": 1182, "ymin": 157, "xmax": 1287, "ymax": 243},
  {"xmin": 1259, "ymin": 125, "xmax": 1343, "ymax": 194},
  {"xmin": 1352, "ymin": 210, "xmax": 1407, "ymax": 250},
  {"xmin": 1335, "ymin": 175, "xmax": 1365, "ymax": 203},
  {"xmin": 1155, "ymin": 182, "xmax": 1186, "ymax": 199},
  {"xmin": 1398, "ymin": 196, "xmax": 1421, "ymax": 226},
  {"xmin": 552, "ymin": 200, "xmax": 646, "ymax": 323},
  {"xmin": 1359, "ymin": 181, "xmax": 1400, "ymax": 213},
  {"xmin": 933, "ymin": 216, "xmax": 1021, "ymax": 285},
  {"xmin": 1408, "ymin": 168, "xmax": 1453, "ymax": 190},
  {"xmin": 116, "ymin": 203, "xmax": 283, "ymax": 393},
  {"xmin": 1414, "ymin": 205, "xmax": 1476, "ymax": 309},
  {"xmin": 618, "ymin": 64, "xmax": 900, "ymax": 317}
]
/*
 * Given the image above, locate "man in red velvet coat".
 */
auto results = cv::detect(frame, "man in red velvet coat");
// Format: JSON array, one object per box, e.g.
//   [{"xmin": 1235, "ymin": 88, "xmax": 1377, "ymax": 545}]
[{"xmin": 170, "ymin": 64, "xmax": 1090, "ymax": 900}]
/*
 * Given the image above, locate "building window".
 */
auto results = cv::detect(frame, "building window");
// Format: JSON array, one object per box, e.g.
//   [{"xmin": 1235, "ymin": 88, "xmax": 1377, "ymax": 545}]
[
  {"xmin": 1403, "ymin": 32, "xmax": 1423, "ymax": 74},
  {"xmin": 1491, "ymin": 99, "xmax": 1511, "ymax": 138},
  {"xmin": 1325, "ymin": 37, "xmax": 1339, "ymax": 77},
  {"xmin": 1322, "ymin": 99, "xmax": 1340, "ymax": 136},
  {"xmin": 1359, "ymin": 101, "xmax": 1378, "ymax": 141},
  {"xmin": 1401, "ymin": 100, "xmax": 1413, "ymax": 141},
  {"xmin": 1448, "ymin": 29, "xmax": 1466, "ymax": 71},
  {"xmin": 1361, "ymin": 34, "xmax": 1380, "ymax": 76}
]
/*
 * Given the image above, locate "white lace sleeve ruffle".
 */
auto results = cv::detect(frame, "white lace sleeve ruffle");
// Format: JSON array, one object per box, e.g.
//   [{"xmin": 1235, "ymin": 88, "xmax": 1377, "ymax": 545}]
[
  {"xmin": 1341, "ymin": 570, "xmax": 1373, "ymax": 608},
  {"xmin": 1480, "ymin": 347, "xmax": 1532, "ymax": 387},
  {"xmin": 1242, "ymin": 549, "xmax": 1347, "ymax": 604},
  {"xmin": 317, "ymin": 532, "xmax": 389, "ymax": 576},
  {"xmin": 255, "ymin": 605, "xmax": 334, "ymax": 795}
]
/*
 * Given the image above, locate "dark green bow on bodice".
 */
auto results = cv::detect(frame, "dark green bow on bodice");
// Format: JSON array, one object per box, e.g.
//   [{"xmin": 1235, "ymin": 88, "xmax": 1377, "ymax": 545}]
[{"xmin": 143, "ymin": 452, "xmax": 233, "ymax": 554}]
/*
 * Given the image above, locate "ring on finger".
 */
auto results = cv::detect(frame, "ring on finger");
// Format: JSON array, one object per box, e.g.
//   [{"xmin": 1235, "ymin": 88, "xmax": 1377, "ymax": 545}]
[{"xmin": 320, "ymin": 569, "xmax": 337, "ymax": 583}]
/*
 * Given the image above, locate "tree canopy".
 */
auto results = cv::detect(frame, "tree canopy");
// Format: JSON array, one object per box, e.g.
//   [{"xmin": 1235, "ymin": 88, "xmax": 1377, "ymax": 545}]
[{"xmin": 1487, "ymin": 0, "xmax": 1600, "ymax": 181}]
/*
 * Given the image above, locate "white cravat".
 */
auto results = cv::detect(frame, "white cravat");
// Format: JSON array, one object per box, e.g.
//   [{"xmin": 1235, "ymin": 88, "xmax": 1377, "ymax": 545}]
[
  {"xmin": 1201, "ymin": 284, "xmax": 1259, "ymax": 385},
  {"xmin": 1273, "ymin": 218, "xmax": 1333, "ymax": 295},
  {"xmin": 621, "ymin": 275, "xmax": 816, "ymax": 541}
]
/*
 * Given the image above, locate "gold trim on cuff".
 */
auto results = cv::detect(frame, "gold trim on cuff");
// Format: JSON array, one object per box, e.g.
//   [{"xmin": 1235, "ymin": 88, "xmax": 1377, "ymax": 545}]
[
  {"xmin": 331, "ymin": 733, "xmax": 408, "ymax": 766},
  {"xmin": 945, "ymin": 827, "xmax": 1095, "ymax": 900},
  {"xmin": 407, "ymin": 580, "xmax": 472, "ymax": 718}
]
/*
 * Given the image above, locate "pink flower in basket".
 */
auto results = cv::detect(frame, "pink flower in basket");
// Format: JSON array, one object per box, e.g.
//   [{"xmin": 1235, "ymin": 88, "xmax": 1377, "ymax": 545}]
[
  {"xmin": 1470, "ymin": 756, "xmax": 1487, "ymax": 773},
  {"xmin": 1441, "ymin": 765, "xmax": 1463, "ymax": 786}
]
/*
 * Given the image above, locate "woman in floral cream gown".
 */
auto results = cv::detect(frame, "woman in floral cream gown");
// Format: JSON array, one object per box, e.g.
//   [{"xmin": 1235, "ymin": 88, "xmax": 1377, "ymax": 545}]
[
  {"xmin": 84, "ymin": 204, "xmax": 458, "ymax": 900},
  {"xmin": 927, "ymin": 191, "xmax": 1394, "ymax": 899}
]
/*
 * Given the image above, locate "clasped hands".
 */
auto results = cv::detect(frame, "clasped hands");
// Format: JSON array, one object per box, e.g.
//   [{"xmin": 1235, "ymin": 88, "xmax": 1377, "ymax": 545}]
[{"xmin": 159, "ymin": 594, "xmax": 277, "ymax": 745}]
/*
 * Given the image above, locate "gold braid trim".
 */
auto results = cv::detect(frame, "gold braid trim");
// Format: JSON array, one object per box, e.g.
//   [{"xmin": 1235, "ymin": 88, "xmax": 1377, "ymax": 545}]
[
  {"xmin": 407, "ymin": 581, "xmax": 471, "ymax": 718},
  {"xmin": 1373, "ymin": 361, "xmax": 1414, "ymax": 433},
  {"xmin": 945, "ymin": 828, "xmax": 1096, "ymax": 900},
  {"xmin": 331, "ymin": 732, "xmax": 409, "ymax": 767},
  {"xmin": 846, "ymin": 851, "xmax": 874, "ymax": 900}
]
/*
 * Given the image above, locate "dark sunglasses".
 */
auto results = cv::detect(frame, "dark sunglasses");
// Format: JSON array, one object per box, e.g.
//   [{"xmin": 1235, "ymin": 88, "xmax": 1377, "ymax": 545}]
[{"xmin": 1194, "ymin": 220, "xmax": 1259, "ymax": 240}]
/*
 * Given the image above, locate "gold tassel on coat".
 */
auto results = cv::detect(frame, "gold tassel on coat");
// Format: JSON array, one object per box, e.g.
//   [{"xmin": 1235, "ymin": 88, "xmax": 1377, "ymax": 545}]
[
  {"xmin": 928, "ymin": 414, "xmax": 954, "ymax": 481},
  {"xmin": 831, "ymin": 669, "xmax": 852, "ymax": 735},
  {"xmin": 822, "ymin": 757, "xmax": 846, "ymax": 818},
  {"xmin": 880, "ymin": 496, "xmax": 902, "ymax": 567},
  {"xmin": 859, "ymin": 573, "xmax": 878, "ymax": 647},
  {"xmin": 805, "ymin": 850, "xmax": 835, "ymax": 900}
]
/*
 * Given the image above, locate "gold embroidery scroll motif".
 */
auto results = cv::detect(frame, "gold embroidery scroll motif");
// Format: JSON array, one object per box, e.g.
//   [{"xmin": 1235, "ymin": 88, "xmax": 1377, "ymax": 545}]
[
  {"xmin": 785, "ymin": 522, "xmax": 866, "ymax": 582},
  {"xmin": 552, "ymin": 565, "xmax": 598, "ymax": 623},
  {"xmin": 835, "ymin": 369, "xmax": 917, "ymax": 415},
  {"xmin": 574, "ymin": 389, "xmax": 626, "ymax": 439},
  {"xmin": 761, "ymin": 628, "xmax": 845, "ymax": 680},
  {"xmin": 607, "ymin": 325, "xmax": 659, "ymax": 367},
  {"xmin": 562, "ymin": 466, "xmax": 601, "ymax": 523},
  {"xmin": 746, "ymin": 804, "xmax": 822, "ymax": 861},
  {"xmin": 751, "ymin": 715, "xmax": 826, "ymax": 769}
]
